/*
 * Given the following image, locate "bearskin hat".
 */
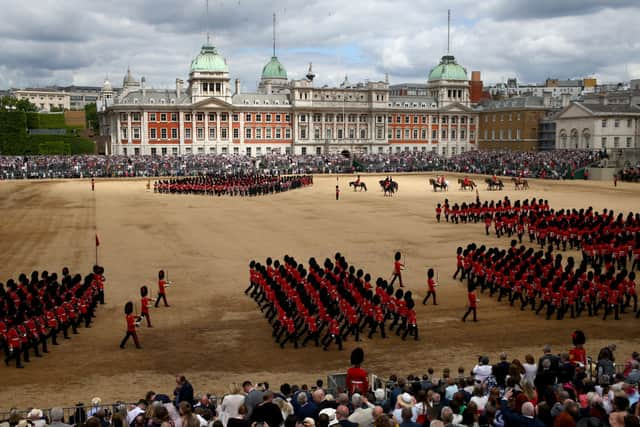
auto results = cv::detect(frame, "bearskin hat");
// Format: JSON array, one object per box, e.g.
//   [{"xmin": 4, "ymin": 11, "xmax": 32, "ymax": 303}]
[
  {"xmin": 572, "ymin": 330, "xmax": 586, "ymax": 346},
  {"xmin": 351, "ymin": 347, "xmax": 364, "ymax": 366}
]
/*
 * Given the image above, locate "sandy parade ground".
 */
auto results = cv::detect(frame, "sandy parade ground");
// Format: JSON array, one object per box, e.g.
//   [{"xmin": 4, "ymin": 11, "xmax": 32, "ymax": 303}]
[{"xmin": 1, "ymin": 173, "xmax": 640, "ymax": 409}]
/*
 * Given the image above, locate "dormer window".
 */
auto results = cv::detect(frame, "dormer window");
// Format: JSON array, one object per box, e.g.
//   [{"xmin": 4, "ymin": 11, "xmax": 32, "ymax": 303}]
[
  {"xmin": 274, "ymin": 100, "xmax": 280, "ymax": 105},
  {"xmin": 149, "ymin": 99, "xmax": 155, "ymax": 104}
]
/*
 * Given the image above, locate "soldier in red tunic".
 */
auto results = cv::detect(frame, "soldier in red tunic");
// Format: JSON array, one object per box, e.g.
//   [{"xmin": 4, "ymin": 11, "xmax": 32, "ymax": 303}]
[
  {"xmin": 4, "ymin": 324, "xmax": 24, "ymax": 368},
  {"xmin": 462, "ymin": 288, "xmax": 478, "ymax": 322},
  {"xmin": 390, "ymin": 251, "xmax": 404, "ymax": 287},
  {"xmin": 422, "ymin": 268, "xmax": 438, "ymax": 305},
  {"xmin": 119, "ymin": 301, "xmax": 141, "ymax": 349},
  {"xmin": 154, "ymin": 270, "xmax": 170, "ymax": 308},
  {"xmin": 140, "ymin": 286, "xmax": 153, "ymax": 328},
  {"xmin": 346, "ymin": 348, "xmax": 368, "ymax": 395}
]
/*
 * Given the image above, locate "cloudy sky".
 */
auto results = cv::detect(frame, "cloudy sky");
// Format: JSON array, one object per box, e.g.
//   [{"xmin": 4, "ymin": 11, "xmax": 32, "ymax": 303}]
[{"xmin": 0, "ymin": 0, "xmax": 639, "ymax": 91}]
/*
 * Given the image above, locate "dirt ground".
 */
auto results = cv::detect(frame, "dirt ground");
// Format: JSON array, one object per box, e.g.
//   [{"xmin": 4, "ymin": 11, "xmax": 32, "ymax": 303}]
[{"xmin": 1, "ymin": 174, "xmax": 639, "ymax": 409}]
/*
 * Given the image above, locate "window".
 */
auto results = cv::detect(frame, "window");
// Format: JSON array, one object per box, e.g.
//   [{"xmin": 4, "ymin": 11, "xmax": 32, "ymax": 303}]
[
  {"xmin": 171, "ymin": 128, "xmax": 178, "ymax": 139},
  {"xmin": 161, "ymin": 147, "xmax": 167, "ymax": 155},
  {"xmin": 470, "ymin": 117, "xmax": 474, "ymax": 124},
  {"xmin": 300, "ymin": 128, "xmax": 307, "ymax": 138},
  {"xmin": 432, "ymin": 116, "xmax": 437, "ymax": 124},
  {"xmin": 614, "ymin": 137, "xmax": 620, "ymax": 148},
  {"xmin": 421, "ymin": 129, "xmax": 427, "ymax": 140},
  {"xmin": 491, "ymin": 130, "xmax": 495, "ymax": 140},
  {"xmin": 221, "ymin": 147, "xmax": 228, "ymax": 154},
  {"xmin": 173, "ymin": 147, "xmax": 179, "ymax": 155},
  {"xmin": 232, "ymin": 113, "xmax": 239, "ymax": 122},
  {"xmin": 233, "ymin": 128, "xmax": 239, "ymax": 139},
  {"xmin": 628, "ymin": 119, "xmax": 633, "ymax": 127},
  {"xmin": 387, "ymin": 116, "xmax": 392, "ymax": 124},
  {"xmin": 301, "ymin": 147, "xmax": 307, "ymax": 155},
  {"xmin": 209, "ymin": 147, "xmax": 216, "ymax": 154},
  {"xmin": 452, "ymin": 116, "xmax": 457, "ymax": 124},
  {"xmin": 196, "ymin": 128, "xmax": 204, "ymax": 140},
  {"xmin": 245, "ymin": 128, "xmax": 252, "ymax": 139},
  {"xmin": 413, "ymin": 129, "xmax": 419, "ymax": 139},
  {"xmin": 160, "ymin": 113, "xmax": 167, "ymax": 122},
  {"xmin": 276, "ymin": 114, "xmax": 281, "ymax": 122},
  {"xmin": 245, "ymin": 113, "xmax": 251, "ymax": 122},
  {"xmin": 198, "ymin": 147, "xmax": 204, "ymax": 154},
  {"xmin": 256, "ymin": 128, "xmax": 262, "ymax": 139},
  {"xmin": 285, "ymin": 114, "xmax": 290, "ymax": 122},
  {"xmin": 442, "ymin": 116, "xmax": 448, "ymax": 124},
  {"xmin": 396, "ymin": 115, "xmax": 401, "ymax": 124},
  {"xmin": 413, "ymin": 116, "xmax": 418, "ymax": 124},
  {"xmin": 150, "ymin": 128, "xmax": 157, "ymax": 139},
  {"xmin": 264, "ymin": 128, "xmax": 271, "ymax": 139},
  {"xmin": 432, "ymin": 130, "xmax": 437, "ymax": 140},
  {"xmin": 185, "ymin": 113, "xmax": 192, "ymax": 121},
  {"xmin": 441, "ymin": 129, "xmax": 447, "ymax": 139},
  {"xmin": 469, "ymin": 131, "xmax": 475, "ymax": 140},
  {"xmin": 461, "ymin": 116, "xmax": 466, "ymax": 124},
  {"xmin": 396, "ymin": 129, "xmax": 401, "ymax": 139},
  {"xmin": 299, "ymin": 115, "xmax": 306, "ymax": 122},
  {"xmin": 266, "ymin": 114, "xmax": 272, "ymax": 122},
  {"xmin": 313, "ymin": 114, "xmax": 322, "ymax": 122},
  {"xmin": 377, "ymin": 115, "xmax": 384, "ymax": 123},
  {"xmin": 615, "ymin": 119, "xmax": 620, "ymax": 128},
  {"xmin": 499, "ymin": 129, "xmax": 504, "ymax": 140},
  {"xmin": 149, "ymin": 113, "xmax": 156, "ymax": 121},
  {"xmin": 209, "ymin": 128, "xmax": 216, "ymax": 139},
  {"xmin": 275, "ymin": 128, "xmax": 281, "ymax": 139},
  {"xmin": 326, "ymin": 114, "xmax": 333, "ymax": 123},
  {"xmin": 196, "ymin": 113, "xmax": 204, "ymax": 121},
  {"xmin": 209, "ymin": 113, "xmax": 216, "ymax": 121},
  {"xmin": 285, "ymin": 128, "xmax": 291, "ymax": 139},
  {"xmin": 171, "ymin": 113, "xmax": 177, "ymax": 122},
  {"xmin": 377, "ymin": 128, "xmax": 384, "ymax": 139},
  {"xmin": 133, "ymin": 127, "xmax": 140, "ymax": 139},
  {"xmin": 221, "ymin": 128, "xmax": 228, "ymax": 139},
  {"xmin": 601, "ymin": 137, "xmax": 607, "ymax": 147},
  {"xmin": 507, "ymin": 129, "xmax": 512, "ymax": 140},
  {"xmin": 451, "ymin": 129, "xmax": 457, "ymax": 139},
  {"xmin": 185, "ymin": 128, "xmax": 191, "ymax": 139},
  {"xmin": 516, "ymin": 129, "xmax": 521, "ymax": 140},
  {"xmin": 132, "ymin": 113, "xmax": 141, "ymax": 121},
  {"xmin": 461, "ymin": 130, "xmax": 466, "ymax": 140},
  {"xmin": 627, "ymin": 137, "xmax": 632, "ymax": 148},
  {"xmin": 314, "ymin": 127, "xmax": 321, "ymax": 139},
  {"xmin": 361, "ymin": 129, "xmax": 367, "ymax": 139},
  {"xmin": 508, "ymin": 113, "xmax": 512, "ymax": 122},
  {"xmin": 151, "ymin": 148, "xmax": 157, "ymax": 156},
  {"xmin": 256, "ymin": 113, "xmax": 262, "ymax": 122}
]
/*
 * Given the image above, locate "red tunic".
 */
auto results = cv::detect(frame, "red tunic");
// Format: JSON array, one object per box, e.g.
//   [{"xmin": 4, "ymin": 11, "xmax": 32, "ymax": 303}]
[{"xmin": 346, "ymin": 366, "xmax": 369, "ymax": 394}]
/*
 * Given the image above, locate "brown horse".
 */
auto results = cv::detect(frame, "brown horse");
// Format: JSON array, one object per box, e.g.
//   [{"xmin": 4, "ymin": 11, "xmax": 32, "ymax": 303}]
[
  {"xmin": 511, "ymin": 177, "xmax": 529, "ymax": 190},
  {"xmin": 429, "ymin": 178, "xmax": 448, "ymax": 192},
  {"xmin": 458, "ymin": 178, "xmax": 476, "ymax": 191},
  {"xmin": 485, "ymin": 178, "xmax": 504, "ymax": 191}
]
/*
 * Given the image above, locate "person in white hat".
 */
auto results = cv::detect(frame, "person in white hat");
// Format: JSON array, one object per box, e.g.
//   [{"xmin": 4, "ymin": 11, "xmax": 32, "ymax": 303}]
[
  {"xmin": 28, "ymin": 409, "xmax": 46, "ymax": 427},
  {"xmin": 393, "ymin": 393, "xmax": 418, "ymax": 424}
]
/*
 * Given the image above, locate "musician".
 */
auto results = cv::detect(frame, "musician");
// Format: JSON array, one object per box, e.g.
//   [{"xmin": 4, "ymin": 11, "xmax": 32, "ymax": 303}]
[
  {"xmin": 154, "ymin": 270, "xmax": 170, "ymax": 308},
  {"xmin": 422, "ymin": 268, "xmax": 438, "ymax": 305},
  {"xmin": 140, "ymin": 286, "xmax": 153, "ymax": 328},
  {"xmin": 355, "ymin": 175, "xmax": 361, "ymax": 185},
  {"xmin": 389, "ymin": 252, "xmax": 404, "ymax": 287},
  {"xmin": 119, "ymin": 301, "xmax": 142, "ymax": 349}
]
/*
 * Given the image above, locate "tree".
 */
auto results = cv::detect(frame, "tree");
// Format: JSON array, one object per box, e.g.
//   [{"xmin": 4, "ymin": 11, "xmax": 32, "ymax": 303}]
[
  {"xmin": 0, "ymin": 96, "xmax": 38, "ymax": 112},
  {"xmin": 85, "ymin": 103, "xmax": 99, "ymax": 132}
]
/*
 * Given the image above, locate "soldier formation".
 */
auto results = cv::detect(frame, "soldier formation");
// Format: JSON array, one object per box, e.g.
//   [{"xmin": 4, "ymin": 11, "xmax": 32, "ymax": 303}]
[{"xmin": 154, "ymin": 174, "xmax": 313, "ymax": 196}]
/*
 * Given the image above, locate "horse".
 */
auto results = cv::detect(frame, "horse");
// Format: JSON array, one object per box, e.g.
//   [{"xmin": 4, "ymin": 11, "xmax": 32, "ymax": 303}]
[
  {"xmin": 485, "ymin": 178, "xmax": 504, "ymax": 191},
  {"xmin": 457, "ymin": 178, "xmax": 476, "ymax": 191},
  {"xmin": 349, "ymin": 181, "xmax": 368, "ymax": 192},
  {"xmin": 379, "ymin": 179, "xmax": 398, "ymax": 196},
  {"xmin": 511, "ymin": 177, "xmax": 529, "ymax": 190},
  {"xmin": 429, "ymin": 178, "xmax": 448, "ymax": 192}
]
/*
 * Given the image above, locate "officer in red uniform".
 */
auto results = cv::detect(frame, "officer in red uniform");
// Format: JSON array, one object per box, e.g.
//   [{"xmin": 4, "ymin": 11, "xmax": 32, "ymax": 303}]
[
  {"xmin": 154, "ymin": 270, "xmax": 170, "ymax": 307},
  {"xmin": 462, "ymin": 288, "xmax": 478, "ymax": 322},
  {"xmin": 140, "ymin": 286, "xmax": 153, "ymax": 327},
  {"xmin": 322, "ymin": 317, "xmax": 343, "ymax": 351},
  {"xmin": 119, "ymin": 301, "xmax": 141, "ymax": 349}
]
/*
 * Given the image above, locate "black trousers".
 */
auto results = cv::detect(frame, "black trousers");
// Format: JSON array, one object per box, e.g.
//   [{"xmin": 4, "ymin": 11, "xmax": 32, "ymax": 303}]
[
  {"xmin": 462, "ymin": 307, "xmax": 477, "ymax": 322},
  {"xmin": 120, "ymin": 331, "xmax": 141, "ymax": 348},
  {"xmin": 155, "ymin": 293, "xmax": 168, "ymax": 307}
]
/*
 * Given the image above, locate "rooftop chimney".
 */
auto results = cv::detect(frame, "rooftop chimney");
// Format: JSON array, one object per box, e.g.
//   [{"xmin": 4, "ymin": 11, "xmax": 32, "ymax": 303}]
[
  {"xmin": 176, "ymin": 78, "xmax": 183, "ymax": 99},
  {"xmin": 235, "ymin": 78, "xmax": 240, "ymax": 95},
  {"xmin": 141, "ymin": 77, "xmax": 146, "ymax": 97}
]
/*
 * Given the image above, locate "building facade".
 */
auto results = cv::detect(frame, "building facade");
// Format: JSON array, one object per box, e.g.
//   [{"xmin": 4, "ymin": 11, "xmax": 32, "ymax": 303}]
[
  {"xmin": 555, "ymin": 102, "xmax": 640, "ymax": 151},
  {"xmin": 98, "ymin": 43, "xmax": 478, "ymax": 157},
  {"xmin": 476, "ymin": 97, "xmax": 551, "ymax": 151},
  {"xmin": 14, "ymin": 88, "xmax": 71, "ymax": 111}
]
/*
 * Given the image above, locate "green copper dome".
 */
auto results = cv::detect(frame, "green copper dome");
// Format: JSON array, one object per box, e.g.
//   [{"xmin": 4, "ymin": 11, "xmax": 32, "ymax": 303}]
[
  {"xmin": 190, "ymin": 43, "xmax": 228, "ymax": 73},
  {"xmin": 261, "ymin": 56, "xmax": 287, "ymax": 79},
  {"xmin": 428, "ymin": 55, "xmax": 468, "ymax": 81}
]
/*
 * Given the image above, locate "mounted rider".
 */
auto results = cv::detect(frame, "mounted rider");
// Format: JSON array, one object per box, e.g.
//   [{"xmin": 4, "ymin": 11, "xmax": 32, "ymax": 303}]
[
  {"xmin": 463, "ymin": 176, "xmax": 471, "ymax": 187},
  {"xmin": 437, "ymin": 175, "xmax": 446, "ymax": 186}
]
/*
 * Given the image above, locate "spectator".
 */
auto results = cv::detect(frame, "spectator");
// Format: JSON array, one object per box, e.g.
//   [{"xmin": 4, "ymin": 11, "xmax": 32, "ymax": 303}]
[
  {"xmin": 399, "ymin": 407, "xmax": 421, "ymax": 427},
  {"xmin": 393, "ymin": 393, "xmax": 418, "ymax": 424},
  {"xmin": 336, "ymin": 406, "xmax": 357, "ymax": 427},
  {"xmin": 127, "ymin": 401, "xmax": 148, "ymax": 426},
  {"xmin": 48, "ymin": 408, "xmax": 71, "ymax": 427},
  {"xmin": 348, "ymin": 395, "xmax": 375, "ymax": 427},
  {"xmin": 178, "ymin": 402, "xmax": 200, "ymax": 427},
  {"xmin": 493, "ymin": 354, "xmax": 511, "ymax": 388},
  {"xmin": 500, "ymin": 391, "xmax": 544, "ymax": 427},
  {"xmin": 175, "ymin": 376, "xmax": 195, "ymax": 407},
  {"xmin": 251, "ymin": 391, "xmax": 284, "ymax": 427},
  {"xmin": 473, "ymin": 357, "xmax": 492, "ymax": 384},
  {"xmin": 523, "ymin": 355, "xmax": 538, "ymax": 386},
  {"xmin": 295, "ymin": 392, "xmax": 318, "ymax": 422},
  {"xmin": 609, "ymin": 396, "xmax": 630, "ymax": 427},
  {"xmin": 226, "ymin": 405, "xmax": 250, "ymax": 427},
  {"xmin": 243, "ymin": 382, "xmax": 264, "ymax": 419}
]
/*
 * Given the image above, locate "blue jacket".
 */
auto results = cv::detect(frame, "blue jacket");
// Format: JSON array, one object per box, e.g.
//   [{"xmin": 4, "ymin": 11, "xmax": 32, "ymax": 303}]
[{"xmin": 500, "ymin": 399, "xmax": 545, "ymax": 427}]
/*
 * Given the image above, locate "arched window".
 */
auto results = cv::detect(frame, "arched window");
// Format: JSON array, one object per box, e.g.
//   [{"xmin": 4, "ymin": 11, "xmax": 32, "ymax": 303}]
[
  {"xmin": 570, "ymin": 129, "xmax": 579, "ymax": 149},
  {"xmin": 582, "ymin": 129, "xmax": 591, "ymax": 149},
  {"xmin": 559, "ymin": 130, "xmax": 567, "ymax": 148}
]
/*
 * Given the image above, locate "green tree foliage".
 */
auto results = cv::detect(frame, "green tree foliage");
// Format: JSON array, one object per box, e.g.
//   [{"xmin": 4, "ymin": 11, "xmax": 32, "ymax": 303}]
[
  {"xmin": 0, "ymin": 96, "xmax": 38, "ymax": 112},
  {"xmin": 85, "ymin": 103, "xmax": 99, "ymax": 132}
]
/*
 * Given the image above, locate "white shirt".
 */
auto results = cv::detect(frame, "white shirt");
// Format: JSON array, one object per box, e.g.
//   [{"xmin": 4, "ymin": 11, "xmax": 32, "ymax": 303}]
[
  {"xmin": 218, "ymin": 394, "xmax": 246, "ymax": 427},
  {"xmin": 472, "ymin": 364, "xmax": 492, "ymax": 383},
  {"xmin": 127, "ymin": 407, "xmax": 145, "ymax": 425},
  {"xmin": 523, "ymin": 363, "xmax": 537, "ymax": 385}
]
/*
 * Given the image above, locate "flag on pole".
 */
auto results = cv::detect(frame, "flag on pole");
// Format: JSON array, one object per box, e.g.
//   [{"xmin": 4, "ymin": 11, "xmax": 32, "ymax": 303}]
[{"xmin": 95, "ymin": 233, "xmax": 100, "ymax": 247}]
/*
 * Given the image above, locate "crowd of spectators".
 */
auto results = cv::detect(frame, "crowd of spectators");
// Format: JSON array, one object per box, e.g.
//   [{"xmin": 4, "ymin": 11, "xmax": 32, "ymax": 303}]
[
  {"xmin": 620, "ymin": 167, "xmax": 640, "ymax": 183},
  {"xmin": 3, "ymin": 344, "xmax": 639, "ymax": 427},
  {"xmin": 0, "ymin": 150, "xmax": 602, "ymax": 180}
]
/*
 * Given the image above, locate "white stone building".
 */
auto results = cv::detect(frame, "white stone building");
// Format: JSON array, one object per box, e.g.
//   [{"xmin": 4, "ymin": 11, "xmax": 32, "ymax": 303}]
[{"xmin": 555, "ymin": 102, "xmax": 640, "ymax": 150}]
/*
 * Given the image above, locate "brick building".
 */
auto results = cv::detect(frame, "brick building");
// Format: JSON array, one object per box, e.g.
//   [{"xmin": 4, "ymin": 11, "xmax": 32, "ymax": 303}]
[{"xmin": 477, "ymin": 96, "xmax": 551, "ymax": 151}]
